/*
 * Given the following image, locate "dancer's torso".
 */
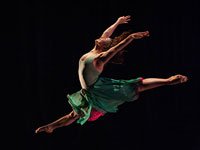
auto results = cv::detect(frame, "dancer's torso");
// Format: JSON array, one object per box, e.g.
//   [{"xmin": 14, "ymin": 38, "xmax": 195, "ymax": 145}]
[{"xmin": 78, "ymin": 53, "xmax": 101, "ymax": 89}]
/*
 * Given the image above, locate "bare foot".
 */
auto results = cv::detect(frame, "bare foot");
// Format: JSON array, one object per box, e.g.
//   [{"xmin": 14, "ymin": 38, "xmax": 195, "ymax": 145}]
[
  {"xmin": 167, "ymin": 74, "xmax": 188, "ymax": 85},
  {"xmin": 35, "ymin": 124, "xmax": 54, "ymax": 134}
]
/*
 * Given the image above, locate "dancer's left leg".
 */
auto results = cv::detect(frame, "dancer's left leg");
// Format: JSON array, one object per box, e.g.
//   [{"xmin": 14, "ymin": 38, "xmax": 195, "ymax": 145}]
[
  {"xmin": 35, "ymin": 110, "xmax": 78, "ymax": 134},
  {"xmin": 138, "ymin": 74, "xmax": 188, "ymax": 92}
]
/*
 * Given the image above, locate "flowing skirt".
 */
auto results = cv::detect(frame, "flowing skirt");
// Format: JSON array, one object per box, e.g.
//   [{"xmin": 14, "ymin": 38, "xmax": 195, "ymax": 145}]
[{"xmin": 67, "ymin": 77, "xmax": 143, "ymax": 125}]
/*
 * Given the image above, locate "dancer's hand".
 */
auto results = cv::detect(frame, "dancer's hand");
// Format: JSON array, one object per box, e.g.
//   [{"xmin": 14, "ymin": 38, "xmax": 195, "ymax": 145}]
[
  {"xmin": 131, "ymin": 31, "xmax": 150, "ymax": 39},
  {"xmin": 116, "ymin": 15, "xmax": 131, "ymax": 24}
]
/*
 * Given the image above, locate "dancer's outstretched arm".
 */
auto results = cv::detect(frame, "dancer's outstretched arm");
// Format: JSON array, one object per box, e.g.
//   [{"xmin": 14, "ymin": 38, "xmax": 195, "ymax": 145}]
[
  {"xmin": 35, "ymin": 110, "xmax": 78, "ymax": 134},
  {"xmin": 101, "ymin": 15, "xmax": 131, "ymax": 38}
]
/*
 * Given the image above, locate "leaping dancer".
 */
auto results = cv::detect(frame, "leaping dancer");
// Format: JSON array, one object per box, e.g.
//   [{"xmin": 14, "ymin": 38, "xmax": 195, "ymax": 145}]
[{"xmin": 35, "ymin": 15, "xmax": 188, "ymax": 134}]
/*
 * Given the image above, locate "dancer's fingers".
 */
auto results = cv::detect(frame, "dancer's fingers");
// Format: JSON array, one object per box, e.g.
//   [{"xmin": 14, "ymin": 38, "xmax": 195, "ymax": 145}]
[{"xmin": 125, "ymin": 15, "xmax": 131, "ymax": 18}]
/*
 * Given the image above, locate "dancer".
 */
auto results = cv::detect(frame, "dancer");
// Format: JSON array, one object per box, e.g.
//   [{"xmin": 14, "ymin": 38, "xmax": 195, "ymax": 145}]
[{"xmin": 35, "ymin": 15, "xmax": 187, "ymax": 134}]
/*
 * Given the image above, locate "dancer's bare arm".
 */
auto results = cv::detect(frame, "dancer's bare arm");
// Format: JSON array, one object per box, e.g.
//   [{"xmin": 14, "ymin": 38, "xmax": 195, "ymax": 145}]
[
  {"xmin": 101, "ymin": 16, "xmax": 131, "ymax": 38},
  {"xmin": 96, "ymin": 31, "xmax": 150, "ymax": 66}
]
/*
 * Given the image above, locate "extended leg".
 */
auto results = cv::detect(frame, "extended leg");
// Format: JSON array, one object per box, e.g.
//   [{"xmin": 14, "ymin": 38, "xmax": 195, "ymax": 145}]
[
  {"xmin": 35, "ymin": 110, "xmax": 79, "ymax": 134},
  {"xmin": 138, "ymin": 74, "xmax": 188, "ymax": 92}
]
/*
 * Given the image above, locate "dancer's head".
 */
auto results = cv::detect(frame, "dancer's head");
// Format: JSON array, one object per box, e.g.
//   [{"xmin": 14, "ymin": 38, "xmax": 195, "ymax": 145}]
[{"xmin": 95, "ymin": 37, "xmax": 112, "ymax": 51}]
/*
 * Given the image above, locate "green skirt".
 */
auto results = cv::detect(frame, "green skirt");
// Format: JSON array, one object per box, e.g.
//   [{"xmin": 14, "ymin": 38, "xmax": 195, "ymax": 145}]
[{"xmin": 67, "ymin": 77, "xmax": 143, "ymax": 125}]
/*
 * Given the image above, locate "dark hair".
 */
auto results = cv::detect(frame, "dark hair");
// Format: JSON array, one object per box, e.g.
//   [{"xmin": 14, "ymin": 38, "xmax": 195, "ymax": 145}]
[
  {"xmin": 97, "ymin": 30, "xmax": 132, "ymax": 64},
  {"xmin": 108, "ymin": 30, "xmax": 132, "ymax": 64}
]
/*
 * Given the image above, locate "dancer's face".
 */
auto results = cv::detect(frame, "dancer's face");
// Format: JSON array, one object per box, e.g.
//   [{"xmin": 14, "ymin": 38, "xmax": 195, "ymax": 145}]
[{"xmin": 95, "ymin": 37, "xmax": 112, "ymax": 48}]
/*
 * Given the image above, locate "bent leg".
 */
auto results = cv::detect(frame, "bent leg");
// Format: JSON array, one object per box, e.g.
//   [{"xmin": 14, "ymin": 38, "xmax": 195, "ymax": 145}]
[
  {"xmin": 138, "ymin": 74, "xmax": 188, "ymax": 92},
  {"xmin": 35, "ymin": 110, "xmax": 79, "ymax": 134}
]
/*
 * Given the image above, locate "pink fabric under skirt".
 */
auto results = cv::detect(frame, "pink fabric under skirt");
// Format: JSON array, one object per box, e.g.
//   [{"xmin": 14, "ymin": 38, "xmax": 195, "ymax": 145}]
[{"xmin": 88, "ymin": 108, "xmax": 104, "ymax": 121}]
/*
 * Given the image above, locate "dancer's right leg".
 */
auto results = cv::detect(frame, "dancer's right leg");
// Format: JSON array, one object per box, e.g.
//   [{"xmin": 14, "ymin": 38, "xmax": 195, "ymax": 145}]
[
  {"xmin": 138, "ymin": 74, "xmax": 188, "ymax": 92},
  {"xmin": 35, "ymin": 110, "xmax": 78, "ymax": 134}
]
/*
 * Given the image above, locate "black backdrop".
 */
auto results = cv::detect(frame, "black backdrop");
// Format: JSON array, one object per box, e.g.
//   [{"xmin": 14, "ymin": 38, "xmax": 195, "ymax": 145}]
[{"xmin": 4, "ymin": 0, "xmax": 200, "ymax": 150}]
